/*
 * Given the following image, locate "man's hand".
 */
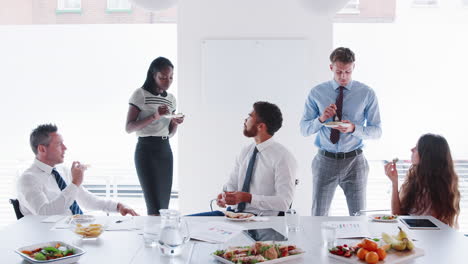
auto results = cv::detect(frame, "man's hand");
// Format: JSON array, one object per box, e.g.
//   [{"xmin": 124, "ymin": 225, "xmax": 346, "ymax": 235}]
[
  {"xmin": 319, "ymin": 104, "xmax": 337, "ymax": 123},
  {"xmin": 216, "ymin": 193, "xmax": 227, "ymax": 208},
  {"xmin": 224, "ymin": 192, "xmax": 252, "ymax": 205},
  {"xmin": 117, "ymin": 203, "xmax": 139, "ymax": 216},
  {"xmin": 71, "ymin": 161, "xmax": 86, "ymax": 187},
  {"xmin": 334, "ymin": 120, "xmax": 355, "ymax": 133}
]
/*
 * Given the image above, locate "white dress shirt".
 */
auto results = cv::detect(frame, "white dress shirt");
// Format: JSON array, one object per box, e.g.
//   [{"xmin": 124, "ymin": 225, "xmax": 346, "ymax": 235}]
[
  {"xmin": 17, "ymin": 159, "xmax": 119, "ymax": 216},
  {"xmin": 225, "ymin": 138, "xmax": 297, "ymax": 216}
]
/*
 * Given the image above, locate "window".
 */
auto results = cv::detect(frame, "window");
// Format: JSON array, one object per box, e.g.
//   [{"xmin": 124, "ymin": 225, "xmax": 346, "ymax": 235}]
[
  {"xmin": 412, "ymin": 0, "xmax": 438, "ymax": 6},
  {"xmin": 334, "ymin": 8, "xmax": 468, "ymax": 233},
  {"xmin": 57, "ymin": 0, "xmax": 81, "ymax": 10},
  {"xmin": 337, "ymin": 0, "xmax": 360, "ymax": 14},
  {"xmin": 107, "ymin": 0, "xmax": 132, "ymax": 11}
]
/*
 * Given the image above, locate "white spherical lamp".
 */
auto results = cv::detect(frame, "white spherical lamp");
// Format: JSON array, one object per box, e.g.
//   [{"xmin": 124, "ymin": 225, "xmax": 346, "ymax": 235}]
[{"xmin": 131, "ymin": 0, "xmax": 178, "ymax": 11}]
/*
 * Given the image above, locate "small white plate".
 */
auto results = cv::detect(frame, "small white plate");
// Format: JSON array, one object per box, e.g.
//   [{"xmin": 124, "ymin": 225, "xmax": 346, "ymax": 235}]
[
  {"xmin": 324, "ymin": 122, "xmax": 351, "ymax": 128},
  {"xmin": 162, "ymin": 114, "xmax": 184, "ymax": 118},
  {"xmin": 369, "ymin": 214, "xmax": 398, "ymax": 222},
  {"xmin": 224, "ymin": 212, "xmax": 255, "ymax": 221},
  {"xmin": 15, "ymin": 241, "xmax": 85, "ymax": 264}
]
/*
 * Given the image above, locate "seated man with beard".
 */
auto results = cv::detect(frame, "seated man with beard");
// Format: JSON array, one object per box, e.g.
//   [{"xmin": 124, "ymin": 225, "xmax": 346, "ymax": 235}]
[{"xmin": 190, "ymin": 101, "xmax": 297, "ymax": 216}]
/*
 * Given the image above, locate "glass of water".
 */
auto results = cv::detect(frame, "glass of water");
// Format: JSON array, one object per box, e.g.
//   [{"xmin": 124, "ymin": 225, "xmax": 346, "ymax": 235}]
[
  {"xmin": 321, "ymin": 222, "xmax": 337, "ymax": 248},
  {"xmin": 143, "ymin": 216, "xmax": 160, "ymax": 248},
  {"xmin": 285, "ymin": 209, "xmax": 300, "ymax": 231}
]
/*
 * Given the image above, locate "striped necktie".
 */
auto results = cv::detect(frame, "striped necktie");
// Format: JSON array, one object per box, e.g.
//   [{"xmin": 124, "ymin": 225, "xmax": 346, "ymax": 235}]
[
  {"xmin": 237, "ymin": 147, "xmax": 258, "ymax": 212},
  {"xmin": 52, "ymin": 168, "xmax": 83, "ymax": 215}
]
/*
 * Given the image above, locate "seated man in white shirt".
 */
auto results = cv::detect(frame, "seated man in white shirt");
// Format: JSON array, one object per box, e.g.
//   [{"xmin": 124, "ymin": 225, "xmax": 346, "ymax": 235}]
[
  {"xmin": 17, "ymin": 124, "xmax": 138, "ymax": 216},
  {"xmin": 190, "ymin": 101, "xmax": 297, "ymax": 216}
]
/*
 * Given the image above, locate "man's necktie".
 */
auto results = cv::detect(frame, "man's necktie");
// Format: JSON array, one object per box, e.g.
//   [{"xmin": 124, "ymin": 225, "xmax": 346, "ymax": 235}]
[
  {"xmin": 330, "ymin": 86, "xmax": 345, "ymax": 144},
  {"xmin": 237, "ymin": 147, "xmax": 258, "ymax": 212},
  {"xmin": 52, "ymin": 168, "xmax": 83, "ymax": 215}
]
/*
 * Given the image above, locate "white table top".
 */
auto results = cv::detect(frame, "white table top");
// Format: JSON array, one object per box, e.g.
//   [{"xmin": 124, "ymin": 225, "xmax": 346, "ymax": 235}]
[{"xmin": 1, "ymin": 215, "xmax": 466, "ymax": 263}]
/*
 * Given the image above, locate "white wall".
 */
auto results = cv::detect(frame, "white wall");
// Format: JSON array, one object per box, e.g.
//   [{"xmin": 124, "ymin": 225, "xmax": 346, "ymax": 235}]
[{"xmin": 177, "ymin": 0, "xmax": 347, "ymax": 215}]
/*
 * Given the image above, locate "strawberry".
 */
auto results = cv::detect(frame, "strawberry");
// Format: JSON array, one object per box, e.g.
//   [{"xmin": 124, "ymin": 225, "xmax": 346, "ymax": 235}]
[{"xmin": 344, "ymin": 251, "xmax": 352, "ymax": 258}]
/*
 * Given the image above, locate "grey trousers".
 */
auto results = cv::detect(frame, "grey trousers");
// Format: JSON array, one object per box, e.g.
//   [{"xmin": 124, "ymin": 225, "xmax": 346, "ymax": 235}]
[{"xmin": 311, "ymin": 151, "xmax": 369, "ymax": 216}]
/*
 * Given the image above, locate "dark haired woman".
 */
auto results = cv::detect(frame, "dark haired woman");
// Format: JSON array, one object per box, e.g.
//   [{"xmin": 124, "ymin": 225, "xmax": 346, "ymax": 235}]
[
  {"xmin": 126, "ymin": 57, "xmax": 184, "ymax": 215},
  {"xmin": 384, "ymin": 134, "xmax": 460, "ymax": 227}
]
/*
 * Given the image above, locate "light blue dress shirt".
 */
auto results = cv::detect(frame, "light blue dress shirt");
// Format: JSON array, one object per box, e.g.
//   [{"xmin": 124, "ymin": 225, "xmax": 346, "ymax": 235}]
[{"xmin": 300, "ymin": 80, "xmax": 382, "ymax": 153}]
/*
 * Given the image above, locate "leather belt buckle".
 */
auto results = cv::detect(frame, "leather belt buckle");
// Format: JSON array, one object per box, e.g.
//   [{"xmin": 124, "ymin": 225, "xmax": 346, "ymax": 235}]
[{"xmin": 161, "ymin": 136, "xmax": 168, "ymax": 140}]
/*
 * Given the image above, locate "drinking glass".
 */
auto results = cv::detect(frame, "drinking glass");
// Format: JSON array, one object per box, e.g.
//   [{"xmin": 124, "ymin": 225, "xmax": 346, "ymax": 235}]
[
  {"xmin": 321, "ymin": 222, "xmax": 337, "ymax": 248},
  {"xmin": 285, "ymin": 209, "xmax": 300, "ymax": 231},
  {"xmin": 143, "ymin": 216, "xmax": 160, "ymax": 248}
]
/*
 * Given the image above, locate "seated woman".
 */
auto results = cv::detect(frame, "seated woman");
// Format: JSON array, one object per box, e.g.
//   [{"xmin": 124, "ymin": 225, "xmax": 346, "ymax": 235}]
[{"xmin": 384, "ymin": 133, "xmax": 460, "ymax": 227}]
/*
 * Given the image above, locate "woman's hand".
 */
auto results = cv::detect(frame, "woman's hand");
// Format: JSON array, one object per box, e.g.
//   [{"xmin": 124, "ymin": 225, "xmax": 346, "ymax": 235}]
[
  {"xmin": 158, "ymin": 105, "xmax": 170, "ymax": 116},
  {"xmin": 172, "ymin": 116, "xmax": 184, "ymax": 125},
  {"xmin": 384, "ymin": 162, "xmax": 398, "ymax": 184}
]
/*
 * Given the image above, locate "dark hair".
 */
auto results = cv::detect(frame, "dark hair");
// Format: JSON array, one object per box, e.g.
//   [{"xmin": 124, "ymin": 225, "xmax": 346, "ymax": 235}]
[
  {"xmin": 329, "ymin": 47, "xmax": 355, "ymax": 64},
  {"xmin": 141, "ymin": 57, "xmax": 174, "ymax": 93},
  {"xmin": 30, "ymin": 124, "xmax": 58, "ymax": 155},
  {"xmin": 253, "ymin": 101, "xmax": 283, "ymax": 136},
  {"xmin": 400, "ymin": 133, "xmax": 460, "ymax": 227}
]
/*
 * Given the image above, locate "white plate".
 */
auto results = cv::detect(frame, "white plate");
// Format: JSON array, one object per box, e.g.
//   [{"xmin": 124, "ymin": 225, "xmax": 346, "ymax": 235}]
[
  {"xmin": 162, "ymin": 114, "xmax": 184, "ymax": 118},
  {"xmin": 15, "ymin": 241, "xmax": 85, "ymax": 264},
  {"xmin": 369, "ymin": 214, "xmax": 398, "ymax": 222},
  {"xmin": 224, "ymin": 212, "xmax": 255, "ymax": 221},
  {"xmin": 328, "ymin": 247, "xmax": 424, "ymax": 264},
  {"xmin": 212, "ymin": 252, "xmax": 304, "ymax": 264},
  {"xmin": 324, "ymin": 122, "xmax": 351, "ymax": 128}
]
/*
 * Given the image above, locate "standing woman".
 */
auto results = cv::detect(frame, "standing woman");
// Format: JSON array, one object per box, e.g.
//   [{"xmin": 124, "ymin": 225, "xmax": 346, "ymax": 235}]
[
  {"xmin": 126, "ymin": 57, "xmax": 184, "ymax": 215},
  {"xmin": 384, "ymin": 134, "xmax": 460, "ymax": 227}
]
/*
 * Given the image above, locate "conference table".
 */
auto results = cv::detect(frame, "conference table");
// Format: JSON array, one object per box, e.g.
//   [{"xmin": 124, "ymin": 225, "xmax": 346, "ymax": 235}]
[{"xmin": 1, "ymin": 215, "xmax": 466, "ymax": 263}]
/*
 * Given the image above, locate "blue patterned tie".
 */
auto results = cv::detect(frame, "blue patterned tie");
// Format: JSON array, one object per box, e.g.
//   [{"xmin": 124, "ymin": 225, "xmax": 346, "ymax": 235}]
[
  {"xmin": 52, "ymin": 168, "xmax": 83, "ymax": 215},
  {"xmin": 237, "ymin": 147, "xmax": 258, "ymax": 212}
]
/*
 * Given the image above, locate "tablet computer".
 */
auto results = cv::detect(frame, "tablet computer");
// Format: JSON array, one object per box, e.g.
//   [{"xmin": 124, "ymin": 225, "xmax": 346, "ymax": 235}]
[
  {"xmin": 400, "ymin": 218, "xmax": 440, "ymax": 230},
  {"xmin": 243, "ymin": 228, "xmax": 288, "ymax": 241}
]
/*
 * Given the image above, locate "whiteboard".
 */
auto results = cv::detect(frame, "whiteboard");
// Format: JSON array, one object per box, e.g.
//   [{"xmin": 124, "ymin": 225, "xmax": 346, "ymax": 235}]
[{"xmin": 201, "ymin": 39, "xmax": 308, "ymax": 110}]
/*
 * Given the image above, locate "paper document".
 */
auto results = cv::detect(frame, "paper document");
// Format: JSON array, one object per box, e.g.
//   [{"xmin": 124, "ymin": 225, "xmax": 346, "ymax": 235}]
[
  {"xmin": 41, "ymin": 215, "xmax": 66, "ymax": 223},
  {"xmin": 189, "ymin": 222, "xmax": 244, "ymax": 243},
  {"xmin": 324, "ymin": 221, "xmax": 370, "ymax": 239}
]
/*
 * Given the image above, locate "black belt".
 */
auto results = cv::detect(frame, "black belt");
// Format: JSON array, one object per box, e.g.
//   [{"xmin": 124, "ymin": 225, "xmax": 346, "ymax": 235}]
[
  {"xmin": 319, "ymin": 149, "xmax": 362, "ymax": 160},
  {"xmin": 138, "ymin": 136, "xmax": 169, "ymax": 142}
]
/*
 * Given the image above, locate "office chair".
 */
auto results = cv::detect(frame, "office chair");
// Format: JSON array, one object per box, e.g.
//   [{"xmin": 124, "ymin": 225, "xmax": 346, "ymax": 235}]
[{"xmin": 9, "ymin": 198, "xmax": 24, "ymax": 220}]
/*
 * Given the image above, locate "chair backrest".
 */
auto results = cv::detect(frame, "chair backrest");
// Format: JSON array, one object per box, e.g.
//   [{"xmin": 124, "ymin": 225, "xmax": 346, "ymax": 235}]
[{"xmin": 9, "ymin": 199, "xmax": 24, "ymax": 220}]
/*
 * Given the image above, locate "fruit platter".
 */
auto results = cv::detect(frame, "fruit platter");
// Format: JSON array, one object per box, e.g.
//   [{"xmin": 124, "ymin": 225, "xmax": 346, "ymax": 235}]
[
  {"xmin": 328, "ymin": 227, "xmax": 424, "ymax": 263},
  {"xmin": 212, "ymin": 241, "xmax": 304, "ymax": 263}
]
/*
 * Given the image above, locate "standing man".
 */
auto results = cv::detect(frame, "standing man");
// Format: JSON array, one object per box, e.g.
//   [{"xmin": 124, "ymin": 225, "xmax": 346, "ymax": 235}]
[{"xmin": 300, "ymin": 47, "xmax": 381, "ymax": 216}]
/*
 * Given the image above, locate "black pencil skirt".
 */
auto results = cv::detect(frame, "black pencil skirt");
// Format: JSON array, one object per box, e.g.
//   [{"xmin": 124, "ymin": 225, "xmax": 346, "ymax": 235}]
[{"xmin": 134, "ymin": 136, "xmax": 173, "ymax": 215}]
